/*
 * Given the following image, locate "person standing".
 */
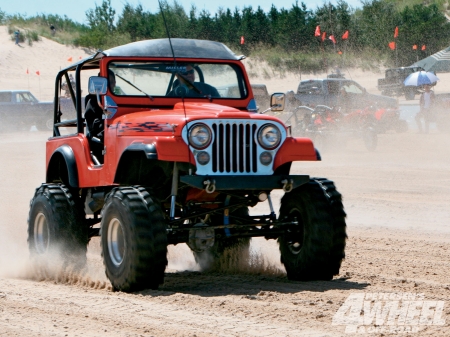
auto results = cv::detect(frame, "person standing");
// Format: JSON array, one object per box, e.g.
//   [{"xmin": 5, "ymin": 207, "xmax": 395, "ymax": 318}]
[
  {"xmin": 416, "ymin": 84, "xmax": 435, "ymax": 133},
  {"xmin": 50, "ymin": 24, "xmax": 56, "ymax": 36},
  {"xmin": 14, "ymin": 30, "xmax": 20, "ymax": 45}
]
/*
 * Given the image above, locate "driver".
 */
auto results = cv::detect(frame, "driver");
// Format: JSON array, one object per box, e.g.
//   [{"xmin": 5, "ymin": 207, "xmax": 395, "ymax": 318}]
[{"xmin": 169, "ymin": 64, "xmax": 220, "ymax": 98}]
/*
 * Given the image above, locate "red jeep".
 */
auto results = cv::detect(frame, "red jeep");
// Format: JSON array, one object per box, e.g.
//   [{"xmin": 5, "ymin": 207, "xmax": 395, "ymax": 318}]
[{"xmin": 27, "ymin": 38, "xmax": 347, "ymax": 292}]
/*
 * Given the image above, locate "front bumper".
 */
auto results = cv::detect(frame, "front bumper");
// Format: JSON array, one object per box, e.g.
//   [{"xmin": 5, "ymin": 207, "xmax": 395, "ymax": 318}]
[{"xmin": 180, "ymin": 174, "xmax": 310, "ymax": 192}]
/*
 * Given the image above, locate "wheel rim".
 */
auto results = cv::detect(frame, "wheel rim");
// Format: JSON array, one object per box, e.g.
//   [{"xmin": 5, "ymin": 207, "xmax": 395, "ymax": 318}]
[
  {"xmin": 285, "ymin": 209, "xmax": 304, "ymax": 255},
  {"xmin": 45, "ymin": 118, "xmax": 53, "ymax": 130},
  {"xmin": 107, "ymin": 218, "xmax": 125, "ymax": 267},
  {"xmin": 34, "ymin": 213, "xmax": 49, "ymax": 254}
]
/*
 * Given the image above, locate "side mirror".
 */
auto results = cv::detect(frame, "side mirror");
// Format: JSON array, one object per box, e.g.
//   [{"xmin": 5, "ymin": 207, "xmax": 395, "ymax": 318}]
[
  {"xmin": 270, "ymin": 92, "xmax": 285, "ymax": 112},
  {"xmin": 88, "ymin": 76, "xmax": 108, "ymax": 95}
]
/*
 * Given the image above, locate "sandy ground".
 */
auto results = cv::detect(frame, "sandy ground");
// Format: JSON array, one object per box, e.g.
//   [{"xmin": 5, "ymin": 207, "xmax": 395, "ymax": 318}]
[{"xmin": 1, "ymin": 26, "xmax": 450, "ymax": 336}]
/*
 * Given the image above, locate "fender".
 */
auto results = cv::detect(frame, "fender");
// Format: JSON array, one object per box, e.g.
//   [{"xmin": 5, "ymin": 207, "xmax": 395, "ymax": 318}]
[
  {"xmin": 114, "ymin": 143, "xmax": 159, "ymax": 184},
  {"xmin": 123, "ymin": 143, "xmax": 158, "ymax": 160},
  {"xmin": 273, "ymin": 137, "xmax": 320, "ymax": 170},
  {"xmin": 47, "ymin": 144, "xmax": 79, "ymax": 188}
]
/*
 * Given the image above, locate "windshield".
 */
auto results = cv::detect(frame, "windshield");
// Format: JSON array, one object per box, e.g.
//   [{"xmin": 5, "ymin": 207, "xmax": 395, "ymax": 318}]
[
  {"xmin": 342, "ymin": 81, "xmax": 364, "ymax": 94},
  {"xmin": 108, "ymin": 62, "xmax": 248, "ymax": 99}
]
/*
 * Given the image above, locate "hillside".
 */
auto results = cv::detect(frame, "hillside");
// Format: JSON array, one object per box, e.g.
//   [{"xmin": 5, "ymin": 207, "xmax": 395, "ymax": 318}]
[{"xmin": 0, "ymin": 26, "xmax": 90, "ymax": 101}]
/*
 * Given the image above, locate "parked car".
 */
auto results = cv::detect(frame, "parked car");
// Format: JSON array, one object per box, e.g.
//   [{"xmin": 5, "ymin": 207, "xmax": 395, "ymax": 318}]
[
  {"xmin": 286, "ymin": 77, "xmax": 398, "ymax": 111},
  {"xmin": 251, "ymin": 84, "xmax": 270, "ymax": 112},
  {"xmin": 377, "ymin": 66, "xmax": 424, "ymax": 100},
  {"xmin": 0, "ymin": 90, "xmax": 54, "ymax": 131}
]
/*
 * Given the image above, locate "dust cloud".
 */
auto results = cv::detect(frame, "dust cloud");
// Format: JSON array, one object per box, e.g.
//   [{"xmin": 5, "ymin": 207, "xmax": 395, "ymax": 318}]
[{"xmin": 0, "ymin": 130, "xmax": 285, "ymax": 285}]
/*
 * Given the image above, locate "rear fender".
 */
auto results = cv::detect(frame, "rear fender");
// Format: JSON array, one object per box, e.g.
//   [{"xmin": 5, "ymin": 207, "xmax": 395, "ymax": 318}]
[{"xmin": 46, "ymin": 145, "xmax": 79, "ymax": 188}]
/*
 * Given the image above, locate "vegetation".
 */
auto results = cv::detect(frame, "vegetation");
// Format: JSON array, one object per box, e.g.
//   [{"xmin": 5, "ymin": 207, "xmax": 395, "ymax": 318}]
[{"xmin": 1, "ymin": 0, "xmax": 450, "ymax": 73}]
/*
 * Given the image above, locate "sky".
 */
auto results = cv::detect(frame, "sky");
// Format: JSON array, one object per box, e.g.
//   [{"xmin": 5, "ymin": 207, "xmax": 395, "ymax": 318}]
[{"xmin": 1, "ymin": 0, "xmax": 362, "ymax": 24}]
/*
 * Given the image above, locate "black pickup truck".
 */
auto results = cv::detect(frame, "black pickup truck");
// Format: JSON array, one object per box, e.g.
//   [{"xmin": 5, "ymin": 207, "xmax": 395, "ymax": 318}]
[
  {"xmin": 0, "ymin": 90, "xmax": 54, "ymax": 131},
  {"xmin": 377, "ymin": 66, "xmax": 424, "ymax": 100},
  {"xmin": 286, "ymin": 77, "xmax": 398, "ymax": 111}
]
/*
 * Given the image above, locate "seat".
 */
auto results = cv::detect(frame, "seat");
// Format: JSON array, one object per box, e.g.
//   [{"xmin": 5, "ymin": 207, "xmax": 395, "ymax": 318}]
[{"xmin": 84, "ymin": 95, "xmax": 104, "ymax": 164}]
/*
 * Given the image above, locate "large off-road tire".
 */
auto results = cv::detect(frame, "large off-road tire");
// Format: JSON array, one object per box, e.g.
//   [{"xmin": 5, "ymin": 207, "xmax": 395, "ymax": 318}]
[
  {"xmin": 363, "ymin": 126, "xmax": 377, "ymax": 152},
  {"xmin": 278, "ymin": 178, "xmax": 347, "ymax": 281},
  {"xmin": 100, "ymin": 186, "xmax": 168, "ymax": 292},
  {"xmin": 27, "ymin": 183, "xmax": 88, "ymax": 268},
  {"xmin": 193, "ymin": 207, "xmax": 251, "ymax": 271}
]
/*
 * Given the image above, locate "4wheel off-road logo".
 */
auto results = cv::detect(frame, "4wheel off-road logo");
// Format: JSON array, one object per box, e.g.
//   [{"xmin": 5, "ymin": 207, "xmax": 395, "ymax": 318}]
[{"xmin": 332, "ymin": 293, "xmax": 446, "ymax": 334}]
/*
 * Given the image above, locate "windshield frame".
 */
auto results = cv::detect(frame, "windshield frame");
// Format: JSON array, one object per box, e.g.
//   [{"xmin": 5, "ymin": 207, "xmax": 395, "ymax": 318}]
[{"xmin": 106, "ymin": 60, "xmax": 249, "ymax": 100}]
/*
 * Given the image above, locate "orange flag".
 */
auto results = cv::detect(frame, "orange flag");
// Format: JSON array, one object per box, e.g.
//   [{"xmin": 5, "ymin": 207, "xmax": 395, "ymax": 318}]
[
  {"xmin": 388, "ymin": 42, "xmax": 396, "ymax": 50},
  {"xmin": 394, "ymin": 26, "xmax": 399, "ymax": 38},
  {"xmin": 342, "ymin": 30, "xmax": 349, "ymax": 40},
  {"xmin": 329, "ymin": 35, "xmax": 336, "ymax": 44},
  {"xmin": 421, "ymin": 45, "xmax": 426, "ymax": 51},
  {"xmin": 315, "ymin": 25, "xmax": 321, "ymax": 37},
  {"xmin": 36, "ymin": 70, "xmax": 40, "ymax": 75},
  {"xmin": 321, "ymin": 32, "xmax": 326, "ymax": 42},
  {"xmin": 240, "ymin": 36, "xmax": 244, "ymax": 45},
  {"xmin": 67, "ymin": 56, "xmax": 73, "ymax": 62},
  {"xmin": 412, "ymin": 45, "xmax": 417, "ymax": 50}
]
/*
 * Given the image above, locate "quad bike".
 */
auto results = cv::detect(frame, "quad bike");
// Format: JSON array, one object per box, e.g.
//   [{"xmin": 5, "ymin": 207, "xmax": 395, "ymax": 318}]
[
  {"xmin": 286, "ymin": 105, "xmax": 378, "ymax": 152},
  {"xmin": 372, "ymin": 106, "xmax": 408, "ymax": 133}
]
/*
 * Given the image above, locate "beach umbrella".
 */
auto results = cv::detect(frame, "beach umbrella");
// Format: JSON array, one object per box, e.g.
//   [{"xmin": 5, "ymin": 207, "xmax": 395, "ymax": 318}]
[
  {"xmin": 412, "ymin": 46, "xmax": 450, "ymax": 72},
  {"xmin": 403, "ymin": 71, "xmax": 439, "ymax": 87}
]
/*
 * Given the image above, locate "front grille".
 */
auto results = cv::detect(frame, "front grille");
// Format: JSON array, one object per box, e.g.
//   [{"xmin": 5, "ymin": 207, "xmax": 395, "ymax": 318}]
[{"xmin": 211, "ymin": 122, "xmax": 258, "ymax": 173}]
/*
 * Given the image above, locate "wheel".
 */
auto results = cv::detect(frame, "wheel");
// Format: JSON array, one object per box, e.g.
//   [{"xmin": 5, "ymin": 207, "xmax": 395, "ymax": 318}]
[
  {"xmin": 363, "ymin": 126, "xmax": 377, "ymax": 151},
  {"xmin": 27, "ymin": 184, "xmax": 88, "ymax": 268},
  {"xmin": 100, "ymin": 186, "xmax": 168, "ymax": 292},
  {"xmin": 310, "ymin": 132, "xmax": 330, "ymax": 153},
  {"xmin": 277, "ymin": 178, "xmax": 347, "ymax": 281},
  {"xmin": 192, "ymin": 206, "xmax": 251, "ymax": 271},
  {"xmin": 394, "ymin": 119, "xmax": 408, "ymax": 133},
  {"xmin": 36, "ymin": 113, "xmax": 54, "ymax": 131}
]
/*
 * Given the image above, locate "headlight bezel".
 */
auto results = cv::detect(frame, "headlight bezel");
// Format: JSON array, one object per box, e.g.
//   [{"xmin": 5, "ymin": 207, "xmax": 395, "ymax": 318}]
[
  {"xmin": 188, "ymin": 123, "xmax": 212, "ymax": 149},
  {"xmin": 257, "ymin": 123, "xmax": 281, "ymax": 150}
]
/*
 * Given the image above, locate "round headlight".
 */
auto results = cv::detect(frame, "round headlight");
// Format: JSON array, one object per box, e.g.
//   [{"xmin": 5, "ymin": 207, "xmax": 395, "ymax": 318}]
[
  {"xmin": 188, "ymin": 123, "xmax": 211, "ymax": 149},
  {"xmin": 258, "ymin": 124, "xmax": 281, "ymax": 150}
]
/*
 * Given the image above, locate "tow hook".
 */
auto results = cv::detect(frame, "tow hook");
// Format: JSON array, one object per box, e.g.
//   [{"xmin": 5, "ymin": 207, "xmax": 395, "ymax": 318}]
[
  {"xmin": 281, "ymin": 179, "xmax": 293, "ymax": 193},
  {"xmin": 204, "ymin": 179, "xmax": 216, "ymax": 193}
]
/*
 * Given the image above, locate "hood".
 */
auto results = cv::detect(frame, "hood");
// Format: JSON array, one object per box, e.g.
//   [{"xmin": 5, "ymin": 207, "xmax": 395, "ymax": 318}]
[{"xmin": 115, "ymin": 102, "xmax": 282, "ymax": 136}]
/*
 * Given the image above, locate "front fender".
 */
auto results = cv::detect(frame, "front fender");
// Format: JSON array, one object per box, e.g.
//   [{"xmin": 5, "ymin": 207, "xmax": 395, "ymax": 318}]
[{"xmin": 273, "ymin": 137, "xmax": 319, "ymax": 170}]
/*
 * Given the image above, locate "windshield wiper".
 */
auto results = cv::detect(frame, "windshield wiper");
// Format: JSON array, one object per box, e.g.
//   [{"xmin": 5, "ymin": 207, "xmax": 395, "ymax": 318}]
[{"xmin": 115, "ymin": 73, "xmax": 154, "ymax": 101}]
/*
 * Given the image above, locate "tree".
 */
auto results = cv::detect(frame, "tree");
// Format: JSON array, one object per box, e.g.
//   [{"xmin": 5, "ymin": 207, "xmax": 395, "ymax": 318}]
[{"xmin": 85, "ymin": 0, "xmax": 116, "ymax": 33}]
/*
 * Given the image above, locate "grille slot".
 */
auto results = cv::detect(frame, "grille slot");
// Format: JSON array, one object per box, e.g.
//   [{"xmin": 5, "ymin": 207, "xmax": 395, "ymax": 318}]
[{"xmin": 212, "ymin": 122, "xmax": 257, "ymax": 173}]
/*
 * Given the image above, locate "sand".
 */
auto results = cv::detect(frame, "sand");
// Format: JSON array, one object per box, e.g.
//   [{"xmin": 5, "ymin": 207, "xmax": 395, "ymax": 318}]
[{"xmin": 0, "ymin": 26, "xmax": 449, "ymax": 336}]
